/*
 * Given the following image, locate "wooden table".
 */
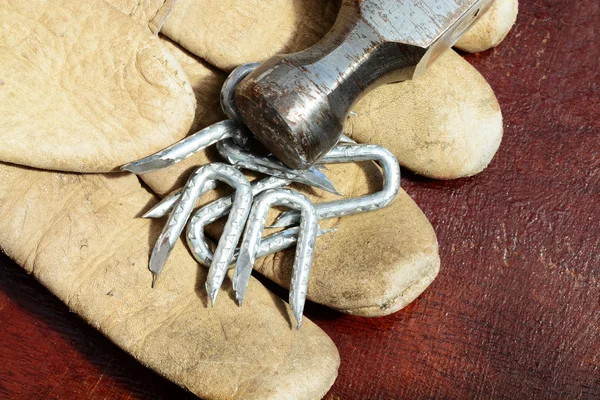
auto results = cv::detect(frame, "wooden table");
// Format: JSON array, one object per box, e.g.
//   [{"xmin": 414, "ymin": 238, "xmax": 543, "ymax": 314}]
[{"xmin": 1, "ymin": 0, "xmax": 598, "ymax": 398}]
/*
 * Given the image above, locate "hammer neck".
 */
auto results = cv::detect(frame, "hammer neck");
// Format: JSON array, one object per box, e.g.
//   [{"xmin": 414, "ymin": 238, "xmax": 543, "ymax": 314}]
[{"xmin": 283, "ymin": 5, "xmax": 427, "ymax": 120}]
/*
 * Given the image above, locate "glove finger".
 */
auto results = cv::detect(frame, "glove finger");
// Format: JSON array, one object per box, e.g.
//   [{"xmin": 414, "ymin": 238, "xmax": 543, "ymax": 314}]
[
  {"xmin": 160, "ymin": 37, "xmax": 227, "ymax": 132},
  {"xmin": 344, "ymin": 49, "xmax": 503, "ymax": 180},
  {"xmin": 0, "ymin": 0, "xmax": 195, "ymax": 173},
  {"xmin": 150, "ymin": 0, "xmax": 340, "ymax": 71},
  {"xmin": 455, "ymin": 0, "xmax": 519, "ymax": 53},
  {"xmin": 0, "ymin": 162, "xmax": 339, "ymax": 399}
]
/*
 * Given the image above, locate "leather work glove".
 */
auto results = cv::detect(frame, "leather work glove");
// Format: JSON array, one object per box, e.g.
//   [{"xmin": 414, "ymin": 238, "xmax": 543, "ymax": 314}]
[
  {"xmin": 0, "ymin": 0, "xmax": 517, "ymax": 398},
  {"xmin": 0, "ymin": 2, "xmax": 340, "ymax": 398}
]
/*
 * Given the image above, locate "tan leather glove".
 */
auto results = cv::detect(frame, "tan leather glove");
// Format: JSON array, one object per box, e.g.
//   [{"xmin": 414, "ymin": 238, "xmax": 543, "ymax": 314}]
[
  {"xmin": 0, "ymin": 1, "xmax": 340, "ymax": 398},
  {"xmin": 0, "ymin": 0, "xmax": 517, "ymax": 397}
]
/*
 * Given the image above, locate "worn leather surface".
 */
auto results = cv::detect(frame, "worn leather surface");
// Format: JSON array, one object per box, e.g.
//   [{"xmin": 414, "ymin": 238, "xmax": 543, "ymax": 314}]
[
  {"xmin": 455, "ymin": 0, "xmax": 519, "ymax": 53},
  {"xmin": 103, "ymin": 0, "xmax": 164, "ymax": 26},
  {"xmin": 345, "ymin": 49, "xmax": 503, "ymax": 179},
  {"xmin": 151, "ymin": 0, "xmax": 341, "ymax": 71},
  {"xmin": 0, "ymin": 0, "xmax": 598, "ymax": 398},
  {"xmin": 0, "ymin": 163, "xmax": 340, "ymax": 399},
  {"xmin": 0, "ymin": 0, "xmax": 196, "ymax": 172},
  {"xmin": 245, "ymin": 184, "xmax": 440, "ymax": 317},
  {"xmin": 159, "ymin": 37, "xmax": 227, "ymax": 132}
]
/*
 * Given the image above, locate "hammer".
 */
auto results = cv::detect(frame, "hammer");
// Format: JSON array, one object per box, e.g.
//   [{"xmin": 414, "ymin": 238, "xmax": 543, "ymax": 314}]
[{"xmin": 235, "ymin": 0, "xmax": 493, "ymax": 169}]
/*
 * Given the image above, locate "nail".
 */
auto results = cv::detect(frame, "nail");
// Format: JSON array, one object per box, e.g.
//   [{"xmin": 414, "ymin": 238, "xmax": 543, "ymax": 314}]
[
  {"xmin": 271, "ymin": 144, "xmax": 401, "ymax": 227},
  {"xmin": 148, "ymin": 163, "xmax": 252, "ymax": 296},
  {"xmin": 121, "ymin": 120, "xmax": 245, "ymax": 174},
  {"xmin": 233, "ymin": 188, "xmax": 318, "ymax": 328},
  {"xmin": 221, "ymin": 63, "xmax": 259, "ymax": 121},
  {"xmin": 216, "ymin": 138, "xmax": 339, "ymax": 194}
]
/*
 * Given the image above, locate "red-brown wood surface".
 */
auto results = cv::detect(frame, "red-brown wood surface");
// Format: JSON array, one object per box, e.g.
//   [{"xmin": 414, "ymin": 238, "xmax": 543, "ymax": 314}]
[{"xmin": 1, "ymin": 0, "xmax": 598, "ymax": 398}]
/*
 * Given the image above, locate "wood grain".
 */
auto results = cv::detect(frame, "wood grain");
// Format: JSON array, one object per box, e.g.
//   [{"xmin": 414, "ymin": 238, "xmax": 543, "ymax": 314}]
[{"xmin": 1, "ymin": 0, "xmax": 598, "ymax": 398}]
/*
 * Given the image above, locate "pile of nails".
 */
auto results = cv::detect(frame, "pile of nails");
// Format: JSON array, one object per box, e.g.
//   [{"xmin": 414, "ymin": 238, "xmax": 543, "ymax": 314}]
[{"xmin": 122, "ymin": 64, "xmax": 401, "ymax": 328}]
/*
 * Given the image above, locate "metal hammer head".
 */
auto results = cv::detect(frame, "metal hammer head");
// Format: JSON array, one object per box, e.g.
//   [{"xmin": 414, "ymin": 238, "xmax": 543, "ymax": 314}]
[{"xmin": 235, "ymin": 0, "xmax": 493, "ymax": 169}]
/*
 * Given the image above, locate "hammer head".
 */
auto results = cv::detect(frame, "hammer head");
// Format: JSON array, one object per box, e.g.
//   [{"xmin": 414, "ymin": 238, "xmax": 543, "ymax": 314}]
[{"xmin": 236, "ymin": 0, "xmax": 493, "ymax": 169}]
